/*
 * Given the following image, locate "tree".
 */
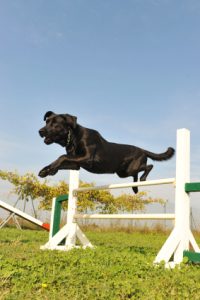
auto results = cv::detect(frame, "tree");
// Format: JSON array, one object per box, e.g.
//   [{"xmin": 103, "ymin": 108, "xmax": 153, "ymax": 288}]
[
  {"xmin": 0, "ymin": 170, "xmax": 166, "ymax": 213},
  {"xmin": 114, "ymin": 192, "xmax": 165, "ymax": 213}
]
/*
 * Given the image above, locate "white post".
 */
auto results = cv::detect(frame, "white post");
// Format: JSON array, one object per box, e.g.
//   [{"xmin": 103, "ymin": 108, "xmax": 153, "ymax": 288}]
[
  {"xmin": 173, "ymin": 128, "xmax": 190, "ymax": 263},
  {"xmin": 154, "ymin": 128, "xmax": 193, "ymax": 267},
  {"xmin": 65, "ymin": 170, "xmax": 80, "ymax": 248}
]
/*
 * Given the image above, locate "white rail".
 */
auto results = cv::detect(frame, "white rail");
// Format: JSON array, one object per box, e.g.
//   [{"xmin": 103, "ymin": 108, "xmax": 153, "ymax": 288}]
[
  {"xmin": 75, "ymin": 213, "xmax": 175, "ymax": 220},
  {"xmin": 74, "ymin": 177, "xmax": 175, "ymax": 194}
]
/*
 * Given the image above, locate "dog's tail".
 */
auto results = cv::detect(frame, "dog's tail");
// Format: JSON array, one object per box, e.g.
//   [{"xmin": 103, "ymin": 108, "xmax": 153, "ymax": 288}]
[{"xmin": 144, "ymin": 147, "xmax": 175, "ymax": 161}]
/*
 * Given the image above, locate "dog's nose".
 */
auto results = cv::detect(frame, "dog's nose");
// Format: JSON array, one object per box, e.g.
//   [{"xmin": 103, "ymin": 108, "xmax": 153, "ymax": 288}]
[{"xmin": 39, "ymin": 128, "xmax": 45, "ymax": 137}]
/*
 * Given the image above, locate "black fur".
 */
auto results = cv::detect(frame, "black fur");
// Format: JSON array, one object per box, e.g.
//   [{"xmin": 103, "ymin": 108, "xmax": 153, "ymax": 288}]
[{"xmin": 38, "ymin": 111, "xmax": 175, "ymax": 193}]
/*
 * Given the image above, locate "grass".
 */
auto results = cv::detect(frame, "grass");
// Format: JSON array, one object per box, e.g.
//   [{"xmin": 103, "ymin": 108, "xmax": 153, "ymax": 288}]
[{"xmin": 1, "ymin": 228, "xmax": 200, "ymax": 299}]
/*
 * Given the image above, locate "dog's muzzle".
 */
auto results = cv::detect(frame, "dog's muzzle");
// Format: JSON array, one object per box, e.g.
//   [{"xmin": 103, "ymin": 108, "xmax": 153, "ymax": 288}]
[
  {"xmin": 39, "ymin": 128, "xmax": 45, "ymax": 137},
  {"xmin": 39, "ymin": 128, "xmax": 53, "ymax": 145}
]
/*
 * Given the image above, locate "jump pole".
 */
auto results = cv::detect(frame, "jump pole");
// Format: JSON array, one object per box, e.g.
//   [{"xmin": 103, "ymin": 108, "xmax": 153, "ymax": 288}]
[
  {"xmin": 41, "ymin": 128, "xmax": 200, "ymax": 267},
  {"xmin": 41, "ymin": 180, "xmax": 175, "ymax": 251}
]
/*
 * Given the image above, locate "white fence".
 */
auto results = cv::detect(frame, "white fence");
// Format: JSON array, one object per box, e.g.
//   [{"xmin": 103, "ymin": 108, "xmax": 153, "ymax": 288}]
[{"xmin": 41, "ymin": 128, "xmax": 200, "ymax": 268}]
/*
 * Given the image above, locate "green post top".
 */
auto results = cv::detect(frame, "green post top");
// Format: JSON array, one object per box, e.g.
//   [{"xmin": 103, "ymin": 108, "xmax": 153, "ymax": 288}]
[
  {"xmin": 183, "ymin": 250, "xmax": 200, "ymax": 263},
  {"xmin": 185, "ymin": 182, "xmax": 200, "ymax": 193},
  {"xmin": 56, "ymin": 194, "xmax": 69, "ymax": 202}
]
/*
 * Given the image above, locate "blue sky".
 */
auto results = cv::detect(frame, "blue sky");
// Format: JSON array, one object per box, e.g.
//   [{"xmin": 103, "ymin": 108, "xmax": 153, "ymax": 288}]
[{"xmin": 0, "ymin": 1, "xmax": 200, "ymax": 215}]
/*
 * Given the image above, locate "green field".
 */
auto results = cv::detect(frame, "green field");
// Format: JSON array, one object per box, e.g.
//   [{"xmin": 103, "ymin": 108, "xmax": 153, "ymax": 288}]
[{"xmin": 1, "ymin": 228, "xmax": 200, "ymax": 299}]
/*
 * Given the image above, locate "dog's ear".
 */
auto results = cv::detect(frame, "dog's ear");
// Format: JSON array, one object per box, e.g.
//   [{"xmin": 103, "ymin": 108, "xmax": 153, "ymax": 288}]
[
  {"xmin": 44, "ymin": 111, "xmax": 55, "ymax": 121},
  {"xmin": 64, "ymin": 114, "xmax": 77, "ymax": 129}
]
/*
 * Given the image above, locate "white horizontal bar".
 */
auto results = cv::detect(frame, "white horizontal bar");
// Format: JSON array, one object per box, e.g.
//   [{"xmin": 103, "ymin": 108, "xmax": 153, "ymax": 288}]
[
  {"xmin": 74, "ymin": 213, "xmax": 175, "ymax": 220},
  {"xmin": 0, "ymin": 200, "xmax": 43, "ymax": 226},
  {"xmin": 74, "ymin": 178, "xmax": 175, "ymax": 194},
  {"xmin": 41, "ymin": 245, "xmax": 81, "ymax": 251}
]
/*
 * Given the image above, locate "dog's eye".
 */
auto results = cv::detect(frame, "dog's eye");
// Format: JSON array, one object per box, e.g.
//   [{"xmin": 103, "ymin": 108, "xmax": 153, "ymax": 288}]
[{"xmin": 55, "ymin": 124, "xmax": 61, "ymax": 129}]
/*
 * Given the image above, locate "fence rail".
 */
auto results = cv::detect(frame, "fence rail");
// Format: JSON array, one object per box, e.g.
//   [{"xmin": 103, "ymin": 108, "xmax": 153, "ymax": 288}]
[
  {"xmin": 74, "ymin": 177, "xmax": 175, "ymax": 194},
  {"xmin": 75, "ymin": 213, "xmax": 175, "ymax": 220}
]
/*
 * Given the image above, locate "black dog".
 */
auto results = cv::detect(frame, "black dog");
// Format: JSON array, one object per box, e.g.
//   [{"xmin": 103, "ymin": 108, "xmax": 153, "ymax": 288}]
[{"xmin": 38, "ymin": 111, "xmax": 175, "ymax": 193}]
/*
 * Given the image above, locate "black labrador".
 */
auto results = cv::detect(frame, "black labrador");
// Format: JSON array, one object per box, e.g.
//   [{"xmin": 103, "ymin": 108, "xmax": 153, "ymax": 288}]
[{"xmin": 38, "ymin": 111, "xmax": 175, "ymax": 193}]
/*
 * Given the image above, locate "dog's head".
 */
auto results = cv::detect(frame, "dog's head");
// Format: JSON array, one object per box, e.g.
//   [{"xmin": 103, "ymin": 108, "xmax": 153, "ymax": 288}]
[{"xmin": 39, "ymin": 111, "xmax": 77, "ymax": 147}]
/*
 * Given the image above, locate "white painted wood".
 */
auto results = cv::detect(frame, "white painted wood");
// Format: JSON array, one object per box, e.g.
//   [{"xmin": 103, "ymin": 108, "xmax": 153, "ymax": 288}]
[
  {"xmin": 65, "ymin": 223, "xmax": 77, "ymax": 248},
  {"xmin": 174, "ymin": 129, "xmax": 190, "ymax": 263},
  {"xmin": 41, "ymin": 223, "xmax": 70, "ymax": 249},
  {"xmin": 75, "ymin": 213, "xmax": 175, "ymax": 220},
  {"xmin": 0, "ymin": 199, "xmax": 43, "ymax": 227},
  {"xmin": 154, "ymin": 129, "xmax": 199, "ymax": 267},
  {"xmin": 154, "ymin": 228, "xmax": 180, "ymax": 263},
  {"xmin": 74, "ymin": 178, "xmax": 175, "ymax": 194},
  {"xmin": 76, "ymin": 225, "xmax": 93, "ymax": 248},
  {"xmin": 65, "ymin": 170, "xmax": 80, "ymax": 247},
  {"xmin": 66, "ymin": 170, "xmax": 79, "ymax": 225}
]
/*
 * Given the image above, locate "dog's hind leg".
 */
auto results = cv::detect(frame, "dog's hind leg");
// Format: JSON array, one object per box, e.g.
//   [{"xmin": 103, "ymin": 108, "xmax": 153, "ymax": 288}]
[
  {"xmin": 139, "ymin": 164, "xmax": 153, "ymax": 181},
  {"xmin": 132, "ymin": 174, "xmax": 138, "ymax": 194},
  {"xmin": 116, "ymin": 163, "xmax": 139, "ymax": 194},
  {"xmin": 131, "ymin": 164, "xmax": 153, "ymax": 193}
]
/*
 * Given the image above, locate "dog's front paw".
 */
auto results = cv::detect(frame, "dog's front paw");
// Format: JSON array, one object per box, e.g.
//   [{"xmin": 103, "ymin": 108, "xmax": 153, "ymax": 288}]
[
  {"xmin": 38, "ymin": 165, "xmax": 58, "ymax": 178},
  {"xmin": 38, "ymin": 166, "xmax": 50, "ymax": 178}
]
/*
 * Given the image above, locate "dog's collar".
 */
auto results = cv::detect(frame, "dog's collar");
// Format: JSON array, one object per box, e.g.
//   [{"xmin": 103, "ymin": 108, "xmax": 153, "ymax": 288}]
[{"xmin": 66, "ymin": 130, "xmax": 72, "ymax": 146}]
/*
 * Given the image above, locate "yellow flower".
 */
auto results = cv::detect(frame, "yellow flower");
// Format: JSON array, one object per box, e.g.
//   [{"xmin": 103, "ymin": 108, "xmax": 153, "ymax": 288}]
[{"xmin": 41, "ymin": 283, "xmax": 48, "ymax": 288}]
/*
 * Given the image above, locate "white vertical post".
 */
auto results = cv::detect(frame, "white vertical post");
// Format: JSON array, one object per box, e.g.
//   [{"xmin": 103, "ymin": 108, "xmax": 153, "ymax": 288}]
[
  {"xmin": 65, "ymin": 170, "xmax": 80, "ymax": 247},
  {"xmin": 154, "ymin": 128, "xmax": 191, "ymax": 267},
  {"xmin": 174, "ymin": 128, "xmax": 190, "ymax": 263}
]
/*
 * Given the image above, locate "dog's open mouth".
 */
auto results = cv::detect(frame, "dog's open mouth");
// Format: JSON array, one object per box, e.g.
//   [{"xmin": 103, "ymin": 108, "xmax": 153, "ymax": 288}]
[{"xmin": 44, "ymin": 137, "xmax": 53, "ymax": 145}]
